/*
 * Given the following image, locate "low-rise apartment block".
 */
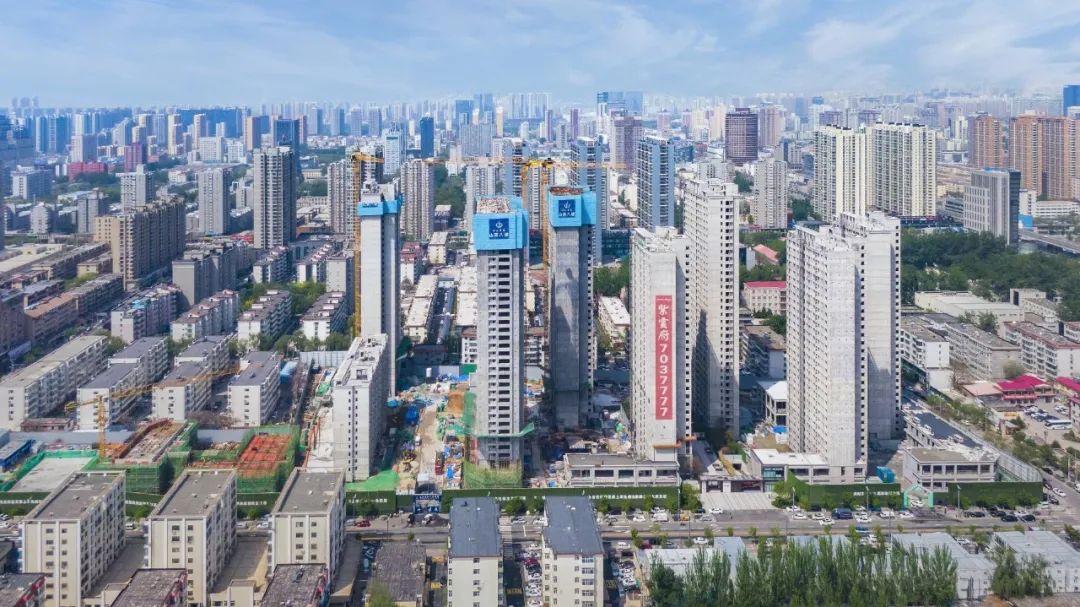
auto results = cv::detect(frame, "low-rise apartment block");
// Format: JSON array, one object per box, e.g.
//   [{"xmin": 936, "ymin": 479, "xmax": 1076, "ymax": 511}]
[
  {"xmin": 541, "ymin": 496, "xmax": 604, "ymax": 607},
  {"xmin": 252, "ymin": 246, "xmax": 289, "ymax": 284},
  {"xmin": 174, "ymin": 335, "xmax": 232, "ymax": 374},
  {"xmin": 226, "ymin": 351, "xmax": 282, "ymax": 427},
  {"xmin": 170, "ymin": 290, "xmax": 239, "ymax": 342},
  {"xmin": 21, "ymin": 471, "xmax": 126, "ymax": 607},
  {"xmin": 427, "ymin": 230, "xmax": 449, "ymax": 265},
  {"xmin": 261, "ymin": 565, "xmax": 328, "ymax": 607},
  {"xmin": 75, "ymin": 336, "xmax": 170, "ymax": 430},
  {"xmin": 447, "ymin": 497, "xmax": 503, "ymax": 607},
  {"xmin": 237, "ymin": 290, "xmax": 292, "ymax": 346},
  {"xmin": 1002, "ymin": 321, "xmax": 1080, "ymax": 380},
  {"xmin": 152, "ymin": 361, "xmax": 212, "ymax": 422},
  {"xmin": 110, "ymin": 285, "xmax": 181, "ymax": 344},
  {"xmin": 597, "ymin": 296, "xmax": 630, "ymax": 348},
  {"xmin": 107, "ymin": 569, "xmax": 188, "ymax": 607},
  {"xmin": 0, "ymin": 336, "xmax": 108, "ymax": 430},
  {"xmin": 269, "ymin": 469, "xmax": 345, "ymax": 576},
  {"xmin": 899, "ymin": 316, "xmax": 954, "ymax": 391},
  {"xmin": 300, "ymin": 291, "xmax": 347, "ymax": 342},
  {"xmin": 146, "ymin": 470, "xmax": 237, "ymax": 607},
  {"xmin": 742, "ymin": 280, "xmax": 786, "ymax": 315},
  {"xmin": 913, "ymin": 291, "xmax": 1024, "ymax": 328},
  {"xmin": 295, "ymin": 241, "xmax": 334, "ymax": 283},
  {"xmin": 994, "ymin": 531, "xmax": 1080, "ymax": 593},
  {"xmin": 902, "ymin": 445, "xmax": 997, "ymax": 492},
  {"xmin": 904, "ymin": 313, "xmax": 1019, "ymax": 380}
]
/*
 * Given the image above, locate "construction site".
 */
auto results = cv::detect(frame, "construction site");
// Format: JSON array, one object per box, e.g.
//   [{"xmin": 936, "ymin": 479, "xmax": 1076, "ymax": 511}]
[{"xmin": 187, "ymin": 425, "xmax": 300, "ymax": 493}]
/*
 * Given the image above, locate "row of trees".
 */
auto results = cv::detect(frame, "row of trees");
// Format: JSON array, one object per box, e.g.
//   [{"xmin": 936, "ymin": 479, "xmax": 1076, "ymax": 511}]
[
  {"xmin": 646, "ymin": 537, "xmax": 960, "ymax": 607},
  {"xmin": 900, "ymin": 230, "xmax": 1080, "ymax": 319},
  {"xmin": 991, "ymin": 547, "xmax": 1054, "ymax": 599}
]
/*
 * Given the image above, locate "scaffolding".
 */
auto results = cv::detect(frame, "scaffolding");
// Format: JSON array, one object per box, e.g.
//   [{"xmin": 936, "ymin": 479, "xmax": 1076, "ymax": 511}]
[
  {"xmin": 188, "ymin": 425, "xmax": 299, "ymax": 493},
  {"xmin": 0, "ymin": 450, "xmax": 98, "ymax": 492}
]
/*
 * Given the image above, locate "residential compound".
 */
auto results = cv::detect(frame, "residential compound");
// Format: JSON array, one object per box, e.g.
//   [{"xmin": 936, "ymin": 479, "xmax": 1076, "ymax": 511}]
[
  {"xmin": 1002, "ymin": 322, "xmax": 1080, "ymax": 380},
  {"xmin": 146, "ymin": 470, "xmax": 237, "ymax": 606},
  {"xmin": 786, "ymin": 212, "xmax": 900, "ymax": 475},
  {"xmin": 0, "ymin": 335, "xmax": 107, "ymax": 430},
  {"xmin": 76, "ymin": 336, "xmax": 170, "ymax": 431},
  {"xmin": 236, "ymin": 289, "xmax": 292, "ymax": 346},
  {"xmin": 21, "ymin": 472, "xmax": 126, "ymax": 607},
  {"xmin": 902, "ymin": 312, "xmax": 1019, "ymax": 381}
]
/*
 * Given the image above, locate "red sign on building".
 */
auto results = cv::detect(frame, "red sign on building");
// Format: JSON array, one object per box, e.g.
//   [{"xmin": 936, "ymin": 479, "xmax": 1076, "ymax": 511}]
[{"xmin": 654, "ymin": 294, "xmax": 673, "ymax": 421}]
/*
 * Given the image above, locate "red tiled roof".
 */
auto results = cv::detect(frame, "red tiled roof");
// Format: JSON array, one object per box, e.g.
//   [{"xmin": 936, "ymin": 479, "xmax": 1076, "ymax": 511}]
[
  {"xmin": 752, "ymin": 244, "xmax": 780, "ymax": 262},
  {"xmin": 1057, "ymin": 377, "xmax": 1080, "ymax": 394},
  {"xmin": 744, "ymin": 281, "xmax": 786, "ymax": 289},
  {"xmin": 997, "ymin": 374, "xmax": 1048, "ymax": 392}
]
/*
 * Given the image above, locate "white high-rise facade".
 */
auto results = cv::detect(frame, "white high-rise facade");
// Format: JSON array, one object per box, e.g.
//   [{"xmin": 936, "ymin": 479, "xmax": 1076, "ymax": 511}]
[
  {"xmin": 464, "ymin": 161, "xmax": 498, "ymax": 228},
  {"xmin": 472, "ymin": 196, "xmax": 529, "ymax": 469},
  {"xmin": 870, "ymin": 123, "xmax": 937, "ymax": 217},
  {"xmin": 119, "ymin": 165, "xmax": 153, "ymax": 210},
  {"xmin": 252, "ymin": 146, "xmax": 297, "ymax": 249},
  {"xmin": 402, "ymin": 159, "xmax": 435, "ymax": 242},
  {"xmin": 636, "ymin": 135, "xmax": 675, "ymax": 230},
  {"xmin": 812, "ymin": 126, "xmax": 869, "ymax": 223},
  {"xmin": 962, "ymin": 168, "xmax": 1020, "ymax": 244},
  {"xmin": 382, "ymin": 129, "xmax": 405, "ymax": 174},
  {"xmin": 752, "ymin": 157, "xmax": 788, "ymax": 229},
  {"xmin": 358, "ymin": 181, "xmax": 401, "ymax": 390},
  {"xmin": 569, "ymin": 136, "xmax": 607, "ymax": 264},
  {"xmin": 629, "ymin": 227, "xmax": 689, "ymax": 463},
  {"xmin": 683, "ymin": 178, "xmax": 741, "ymax": 435},
  {"xmin": 786, "ymin": 212, "xmax": 900, "ymax": 474},
  {"xmin": 327, "ymin": 158, "xmax": 351, "ymax": 235},
  {"xmin": 197, "ymin": 167, "xmax": 231, "ymax": 235}
]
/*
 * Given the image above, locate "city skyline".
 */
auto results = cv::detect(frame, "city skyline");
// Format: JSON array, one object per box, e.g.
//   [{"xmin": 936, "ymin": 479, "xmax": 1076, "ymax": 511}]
[{"xmin": 3, "ymin": 0, "xmax": 1079, "ymax": 106}]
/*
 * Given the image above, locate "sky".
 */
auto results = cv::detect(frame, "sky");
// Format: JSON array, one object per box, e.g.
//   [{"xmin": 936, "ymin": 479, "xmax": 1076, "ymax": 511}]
[{"xmin": 3, "ymin": 0, "xmax": 1080, "ymax": 107}]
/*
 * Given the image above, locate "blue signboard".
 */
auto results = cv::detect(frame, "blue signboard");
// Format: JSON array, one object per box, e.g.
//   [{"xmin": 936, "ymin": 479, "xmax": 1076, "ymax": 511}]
[
  {"xmin": 488, "ymin": 217, "xmax": 510, "ymax": 239},
  {"xmin": 558, "ymin": 198, "xmax": 576, "ymax": 218}
]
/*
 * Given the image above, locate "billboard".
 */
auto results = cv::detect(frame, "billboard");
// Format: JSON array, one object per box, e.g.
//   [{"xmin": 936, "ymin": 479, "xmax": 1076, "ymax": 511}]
[
  {"xmin": 557, "ymin": 198, "xmax": 576, "ymax": 219},
  {"xmin": 488, "ymin": 217, "xmax": 510, "ymax": 240},
  {"xmin": 654, "ymin": 295, "xmax": 673, "ymax": 421}
]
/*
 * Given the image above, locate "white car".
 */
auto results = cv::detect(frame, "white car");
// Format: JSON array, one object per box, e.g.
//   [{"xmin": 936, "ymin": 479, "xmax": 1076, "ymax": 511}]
[
  {"xmin": 810, "ymin": 512, "xmax": 826, "ymax": 521},
  {"xmin": 527, "ymin": 600, "xmax": 542, "ymax": 607},
  {"xmin": 855, "ymin": 516, "xmax": 871, "ymax": 524},
  {"xmin": 698, "ymin": 514, "xmax": 715, "ymax": 522},
  {"xmin": 1053, "ymin": 487, "xmax": 1067, "ymax": 497},
  {"xmin": 878, "ymin": 509, "xmax": 895, "ymax": 519},
  {"xmin": 818, "ymin": 518, "xmax": 834, "ymax": 526},
  {"xmin": 615, "ymin": 541, "xmax": 630, "ymax": 549},
  {"xmin": 709, "ymin": 507, "xmax": 724, "ymax": 515},
  {"xmin": 692, "ymin": 536, "xmax": 709, "ymax": 545},
  {"xmin": 631, "ymin": 515, "xmax": 647, "ymax": 523},
  {"xmin": 898, "ymin": 511, "xmax": 915, "ymax": 519},
  {"xmin": 792, "ymin": 512, "xmax": 807, "ymax": 520},
  {"xmin": 784, "ymin": 505, "xmax": 801, "ymax": 513}
]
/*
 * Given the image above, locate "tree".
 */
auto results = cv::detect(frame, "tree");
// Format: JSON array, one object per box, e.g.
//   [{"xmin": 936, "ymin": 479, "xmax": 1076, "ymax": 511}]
[
  {"xmin": 595, "ymin": 258, "xmax": 630, "ymax": 297},
  {"xmin": 502, "ymin": 497, "xmax": 525, "ymax": 515},
  {"xmin": 763, "ymin": 314, "xmax": 787, "ymax": 336},
  {"xmin": 645, "ymin": 559, "xmax": 684, "ymax": 607},
  {"xmin": 595, "ymin": 498, "xmax": 611, "ymax": 515},
  {"xmin": 323, "ymin": 332, "xmax": 352, "ymax": 350},
  {"xmin": 1003, "ymin": 360, "xmax": 1026, "ymax": 380},
  {"xmin": 991, "ymin": 547, "xmax": 1053, "ymax": 599},
  {"xmin": 630, "ymin": 528, "xmax": 643, "ymax": 549},
  {"xmin": 734, "ymin": 171, "xmax": 752, "ymax": 193},
  {"xmin": 977, "ymin": 312, "xmax": 999, "ymax": 334},
  {"xmin": 105, "ymin": 336, "xmax": 126, "ymax": 355}
]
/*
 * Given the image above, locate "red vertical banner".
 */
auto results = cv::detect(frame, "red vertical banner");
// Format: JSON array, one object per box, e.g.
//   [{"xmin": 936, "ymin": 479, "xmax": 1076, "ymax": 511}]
[{"xmin": 654, "ymin": 294, "xmax": 673, "ymax": 421}]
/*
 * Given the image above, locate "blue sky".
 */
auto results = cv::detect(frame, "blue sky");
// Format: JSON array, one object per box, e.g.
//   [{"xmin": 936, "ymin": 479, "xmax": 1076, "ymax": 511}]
[{"xmin": 3, "ymin": 0, "xmax": 1079, "ymax": 107}]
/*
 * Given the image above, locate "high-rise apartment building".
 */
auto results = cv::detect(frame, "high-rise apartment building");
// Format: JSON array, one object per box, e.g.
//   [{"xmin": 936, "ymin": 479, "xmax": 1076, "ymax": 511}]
[
  {"xmin": 752, "ymin": 157, "xmax": 788, "ymax": 229},
  {"xmin": 252, "ymin": 146, "xmax": 297, "ymax": 249},
  {"xmin": 757, "ymin": 105, "xmax": 786, "ymax": 149},
  {"xmin": 95, "ymin": 198, "xmax": 186, "ymax": 287},
  {"xmin": 382, "ymin": 129, "xmax": 405, "ymax": 174},
  {"xmin": 963, "ymin": 168, "xmax": 1021, "ymax": 244},
  {"xmin": 724, "ymin": 107, "xmax": 758, "ymax": 165},
  {"xmin": 197, "ymin": 167, "xmax": 231, "ymax": 235},
  {"xmin": 243, "ymin": 115, "xmax": 269, "ymax": 151},
  {"xmin": 610, "ymin": 115, "xmax": 642, "ymax": 174},
  {"xmin": 636, "ymin": 135, "xmax": 675, "ymax": 230},
  {"xmin": 812, "ymin": 125, "xmax": 869, "ymax": 222},
  {"xmin": 271, "ymin": 118, "xmax": 301, "ymax": 149},
  {"xmin": 630, "ymin": 227, "xmax": 689, "ymax": 463},
  {"xmin": 327, "ymin": 158, "xmax": 351, "ymax": 236},
  {"xmin": 1009, "ymin": 115, "xmax": 1079, "ymax": 200},
  {"xmin": 70, "ymin": 133, "xmax": 98, "ymax": 162},
  {"xmin": 870, "ymin": 123, "xmax": 937, "ymax": 217},
  {"xmin": 472, "ymin": 196, "xmax": 529, "ymax": 469},
  {"xmin": 1064, "ymin": 84, "xmax": 1080, "ymax": 115},
  {"xmin": 146, "ymin": 469, "xmax": 237, "ymax": 607},
  {"xmin": 683, "ymin": 178, "xmax": 740, "ymax": 434},
  {"xmin": 357, "ymin": 181, "xmax": 401, "ymax": 388},
  {"xmin": 464, "ymin": 161, "xmax": 498, "ymax": 227},
  {"xmin": 269, "ymin": 469, "xmax": 345, "ymax": 576},
  {"xmin": 569, "ymin": 136, "xmax": 607, "ymax": 263},
  {"xmin": 119, "ymin": 165, "xmax": 153, "ymax": 210},
  {"xmin": 418, "ymin": 116, "xmax": 435, "ymax": 158},
  {"xmin": 402, "ymin": 159, "xmax": 434, "ymax": 242},
  {"xmin": 494, "ymin": 137, "xmax": 526, "ymax": 197},
  {"xmin": 546, "ymin": 187, "xmax": 597, "ymax": 429},
  {"xmin": 786, "ymin": 212, "xmax": 900, "ymax": 473},
  {"xmin": 331, "ymin": 335, "xmax": 390, "ymax": 481},
  {"xmin": 523, "ymin": 162, "xmax": 556, "ymax": 232},
  {"xmin": 22, "ymin": 471, "xmax": 126, "ymax": 607},
  {"xmin": 968, "ymin": 113, "xmax": 1004, "ymax": 169}
]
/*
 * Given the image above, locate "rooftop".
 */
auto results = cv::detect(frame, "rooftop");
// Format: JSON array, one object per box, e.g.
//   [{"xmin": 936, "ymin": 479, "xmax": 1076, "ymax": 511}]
[
  {"xmin": 26, "ymin": 471, "xmax": 123, "ymax": 521},
  {"xmin": 0, "ymin": 336, "xmax": 106, "ymax": 388},
  {"xmin": 995, "ymin": 530, "xmax": 1080, "ymax": 566},
  {"xmin": 997, "ymin": 374, "xmax": 1049, "ymax": 392},
  {"xmin": 759, "ymin": 379, "xmax": 788, "ymax": 401},
  {"xmin": 261, "ymin": 564, "xmax": 326, "ymax": 607},
  {"xmin": 231, "ymin": 351, "xmax": 281, "ymax": 386},
  {"xmin": 152, "ymin": 469, "xmax": 236, "ymax": 517},
  {"xmin": 907, "ymin": 447, "xmax": 996, "ymax": 464},
  {"xmin": 273, "ymin": 469, "xmax": 343, "ymax": 514},
  {"xmin": 449, "ymin": 498, "xmax": 502, "ymax": 558},
  {"xmin": 744, "ymin": 324, "xmax": 786, "ymax": 350},
  {"xmin": 368, "ymin": 542, "xmax": 427, "ymax": 604},
  {"xmin": 1058, "ymin": 377, "xmax": 1080, "ymax": 393},
  {"xmin": 0, "ymin": 574, "xmax": 45, "ymax": 607},
  {"xmin": 752, "ymin": 448, "xmax": 831, "ymax": 467},
  {"xmin": 176, "ymin": 335, "xmax": 229, "ymax": 360},
  {"xmin": 476, "ymin": 196, "xmax": 512, "ymax": 214},
  {"xmin": 543, "ymin": 496, "xmax": 603, "ymax": 556},
  {"xmin": 159, "ymin": 361, "xmax": 208, "ymax": 387},
  {"xmin": 892, "ymin": 533, "xmax": 993, "ymax": 573},
  {"xmin": 1007, "ymin": 322, "xmax": 1080, "ymax": 349},
  {"xmin": 110, "ymin": 569, "xmax": 186, "ymax": 607},
  {"xmin": 909, "ymin": 410, "xmax": 977, "ymax": 448},
  {"xmin": 80, "ymin": 363, "xmax": 140, "ymax": 390},
  {"xmin": 744, "ymin": 280, "xmax": 786, "ymax": 289},
  {"xmin": 111, "ymin": 336, "xmax": 166, "ymax": 361}
]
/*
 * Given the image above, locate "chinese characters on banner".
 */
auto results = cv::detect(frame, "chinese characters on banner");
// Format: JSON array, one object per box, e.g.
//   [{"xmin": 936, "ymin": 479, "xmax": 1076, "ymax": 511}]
[{"xmin": 654, "ymin": 294, "xmax": 673, "ymax": 421}]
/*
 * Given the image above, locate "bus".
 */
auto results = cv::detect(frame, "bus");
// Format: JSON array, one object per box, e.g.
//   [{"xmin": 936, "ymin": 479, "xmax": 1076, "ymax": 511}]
[{"xmin": 1044, "ymin": 418, "xmax": 1072, "ymax": 430}]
